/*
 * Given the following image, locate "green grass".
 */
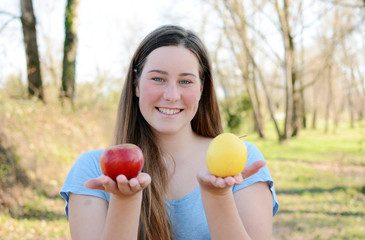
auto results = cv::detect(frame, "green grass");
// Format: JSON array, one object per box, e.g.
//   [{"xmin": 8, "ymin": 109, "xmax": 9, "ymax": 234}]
[
  {"xmin": 0, "ymin": 89, "xmax": 364, "ymax": 239},
  {"xmin": 246, "ymin": 123, "xmax": 365, "ymax": 240}
]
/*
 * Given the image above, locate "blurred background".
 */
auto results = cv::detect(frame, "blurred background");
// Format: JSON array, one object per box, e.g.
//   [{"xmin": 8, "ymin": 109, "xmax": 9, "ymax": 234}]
[{"xmin": 0, "ymin": 0, "xmax": 364, "ymax": 239}]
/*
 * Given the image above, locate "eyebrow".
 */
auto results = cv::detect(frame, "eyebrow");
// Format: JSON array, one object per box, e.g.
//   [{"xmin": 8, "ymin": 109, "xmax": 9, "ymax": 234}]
[{"xmin": 148, "ymin": 70, "xmax": 197, "ymax": 78}]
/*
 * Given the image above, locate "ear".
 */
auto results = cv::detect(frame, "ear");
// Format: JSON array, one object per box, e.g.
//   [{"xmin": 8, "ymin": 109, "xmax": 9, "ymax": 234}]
[
  {"xmin": 135, "ymin": 84, "xmax": 140, "ymax": 98},
  {"xmin": 199, "ymin": 81, "xmax": 204, "ymax": 97},
  {"xmin": 134, "ymin": 68, "xmax": 140, "ymax": 98}
]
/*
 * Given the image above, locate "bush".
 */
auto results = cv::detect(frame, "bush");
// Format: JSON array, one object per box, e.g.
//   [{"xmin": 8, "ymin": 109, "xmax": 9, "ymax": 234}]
[
  {"xmin": 219, "ymin": 93, "xmax": 252, "ymax": 133},
  {"xmin": 0, "ymin": 135, "xmax": 29, "ymax": 188}
]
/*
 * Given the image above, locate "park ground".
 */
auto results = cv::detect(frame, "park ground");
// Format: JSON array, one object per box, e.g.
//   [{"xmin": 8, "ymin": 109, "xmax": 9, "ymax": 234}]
[{"xmin": 0, "ymin": 90, "xmax": 364, "ymax": 239}]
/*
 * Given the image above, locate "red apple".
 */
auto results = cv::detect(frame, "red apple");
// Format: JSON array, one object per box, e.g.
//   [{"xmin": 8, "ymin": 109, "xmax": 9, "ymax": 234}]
[{"xmin": 100, "ymin": 143, "xmax": 144, "ymax": 181}]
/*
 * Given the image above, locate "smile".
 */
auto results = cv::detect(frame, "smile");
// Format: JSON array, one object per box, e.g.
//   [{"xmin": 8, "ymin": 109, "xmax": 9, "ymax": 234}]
[{"xmin": 157, "ymin": 107, "xmax": 182, "ymax": 115}]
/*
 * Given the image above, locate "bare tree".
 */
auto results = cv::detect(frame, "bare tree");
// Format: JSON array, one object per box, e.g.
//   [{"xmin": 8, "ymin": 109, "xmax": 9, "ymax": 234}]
[
  {"xmin": 60, "ymin": 0, "xmax": 80, "ymax": 105},
  {"xmin": 20, "ymin": 0, "xmax": 44, "ymax": 101},
  {"xmin": 212, "ymin": 0, "xmax": 305, "ymax": 141},
  {"xmin": 312, "ymin": 3, "xmax": 364, "ymax": 131},
  {"xmin": 274, "ymin": 0, "xmax": 303, "ymax": 139},
  {"xmin": 324, "ymin": 62, "xmax": 333, "ymax": 133},
  {"xmin": 213, "ymin": 0, "xmax": 268, "ymax": 138},
  {"xmin": 341, "ymin": 41, "xmax": 363, "ymax": 128},
  {"xmin": 197, "ymin": 0, "xmax": 365, "ymax": 142}
]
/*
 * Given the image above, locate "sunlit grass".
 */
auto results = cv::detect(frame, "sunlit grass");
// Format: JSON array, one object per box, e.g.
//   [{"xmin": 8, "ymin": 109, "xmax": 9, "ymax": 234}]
[
  {"xmin": 0, "ymin": 191, "xmax": 70, "ymax": 240},
  {"xmin": 248, "ymin": 121, "xmax": 365, "ymax": 165},
  {"xmin": 0, "ymin": 213, "xmax": 70, "ymax": 240},
  {"xmin": 247, "ymin": 121, "xmax": 365, "ymax": 240}
]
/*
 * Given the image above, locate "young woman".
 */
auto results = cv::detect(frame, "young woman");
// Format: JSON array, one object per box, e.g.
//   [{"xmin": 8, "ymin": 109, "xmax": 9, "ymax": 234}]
[{"xmin": 60, "ymin": 25, "xmax": 278, "ymax": 240}]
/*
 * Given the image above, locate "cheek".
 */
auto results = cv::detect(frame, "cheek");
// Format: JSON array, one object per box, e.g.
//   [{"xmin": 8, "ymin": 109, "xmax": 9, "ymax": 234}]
[
  {"xmin": 138, "ymin": 84, "xmax": 161, "ymax": 105},
  {"xmin": 183, "ymin": 88, "xmax": 202, "ymax": 108}
]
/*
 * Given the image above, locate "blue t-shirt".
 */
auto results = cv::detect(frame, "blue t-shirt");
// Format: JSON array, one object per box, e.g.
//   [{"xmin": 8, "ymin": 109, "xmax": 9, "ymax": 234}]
[{"xmin": 60, "ymin": 141, "xmax": 279, "ymax": 239}]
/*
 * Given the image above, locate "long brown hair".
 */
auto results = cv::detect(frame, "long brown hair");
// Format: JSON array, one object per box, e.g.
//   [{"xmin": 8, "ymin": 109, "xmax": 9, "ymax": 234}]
[{"xmin": 113, "ymin": 25, "xmax": 222, "ymax": 239}]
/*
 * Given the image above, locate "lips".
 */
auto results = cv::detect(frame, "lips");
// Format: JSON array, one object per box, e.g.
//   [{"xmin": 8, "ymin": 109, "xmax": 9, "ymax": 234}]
[{"xmin": 157, "ymin": 107, "xmax": 182, "ymax": 115}]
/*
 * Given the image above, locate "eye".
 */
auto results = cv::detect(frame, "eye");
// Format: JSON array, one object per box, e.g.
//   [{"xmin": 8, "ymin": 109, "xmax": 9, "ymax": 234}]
[
  {"xmin": 180, "ymin": 80, "xmax": 192, "ymax": 85},
  {"xmin": 153, "ymin": 77, "xmax": 163, "ymax": 82}
]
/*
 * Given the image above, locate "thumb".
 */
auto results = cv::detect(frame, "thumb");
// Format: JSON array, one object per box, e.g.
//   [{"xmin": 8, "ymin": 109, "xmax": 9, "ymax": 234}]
[
  {"xmin": 84, "ymin": 176, "xmax": 107, "ymax": 190},
  {"xmin": 241, "ymin": 160, "xmax": 266, "ymax": 179}
]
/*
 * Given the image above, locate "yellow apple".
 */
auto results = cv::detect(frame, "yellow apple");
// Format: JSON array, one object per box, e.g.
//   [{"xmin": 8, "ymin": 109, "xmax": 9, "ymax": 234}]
[{"xmin": 206, "ymin": 133, "xmax": 247, "ymax": 177}]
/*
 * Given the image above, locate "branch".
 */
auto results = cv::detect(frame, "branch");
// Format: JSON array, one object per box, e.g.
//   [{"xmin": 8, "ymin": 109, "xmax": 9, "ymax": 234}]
[
  {"xmin": 318, "ymin": 0, "xmax": 365, "ymax": 8},
  {"xmin": 253, "ymin": 1, "xmax": 282, "ymax": 33},
  {"xmin": 243, "ymin": 18, "xmax": 283, "ymax": 64},
  {"xmin": 224, "ymin": 1, "xmax": 284, "ymax": 66},
  {"xmin": 298, "ymin": 16, "xmax": 365, "ymax": 91},
  {"xmin": 292, "ymin": 4, "xmax": 335, "ymax": 38},
  {"xmin": 0, "ymin": 11, "xmax": 20, "ymax": 18},
  {"xmin": 0, "ymin": 16, "xmax": 20, "ymax": 33}
]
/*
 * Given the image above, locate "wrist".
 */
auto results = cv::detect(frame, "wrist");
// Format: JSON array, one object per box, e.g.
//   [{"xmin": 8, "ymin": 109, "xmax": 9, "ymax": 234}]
[
  {"xmin": 200, "ymin": 184, "xmax": 233, "ymax": 199},
  {"xmin": 110, "ymin": 190, "xmax": 143, "ymax": 203}
]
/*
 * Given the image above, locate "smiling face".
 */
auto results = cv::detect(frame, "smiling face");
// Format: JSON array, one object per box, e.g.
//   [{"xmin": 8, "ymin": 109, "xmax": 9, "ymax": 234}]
[{"xmin": 135, "ymin": 45, "xmax": 203, "ymax": 136}]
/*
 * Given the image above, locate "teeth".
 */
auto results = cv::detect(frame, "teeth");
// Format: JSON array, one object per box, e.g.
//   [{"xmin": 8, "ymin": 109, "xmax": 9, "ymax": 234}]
[{"xmin": 158, "ymin": 108, "xmax": 181, "ymax": 115}]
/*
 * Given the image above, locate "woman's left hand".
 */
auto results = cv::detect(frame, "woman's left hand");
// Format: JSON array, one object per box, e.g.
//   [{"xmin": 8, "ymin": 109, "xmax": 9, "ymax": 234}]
[{"xmin": 197, "ymin": 160, "xmax": 266, "ymax": 191}]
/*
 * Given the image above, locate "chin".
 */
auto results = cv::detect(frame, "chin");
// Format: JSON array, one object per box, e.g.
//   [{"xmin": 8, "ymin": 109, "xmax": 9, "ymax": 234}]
[
  {"xmin": 154, "ymin": 128, "xmax": 180, "ymax": 136},
  {"xmin": 152, "ymin": 124, "xmax": 189, "ymax": 136}
]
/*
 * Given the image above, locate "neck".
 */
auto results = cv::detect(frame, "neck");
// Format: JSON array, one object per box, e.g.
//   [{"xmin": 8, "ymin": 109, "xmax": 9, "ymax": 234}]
[{"xmin": 155, "ymin": 127, "xmax": 199, "ymax": 160}]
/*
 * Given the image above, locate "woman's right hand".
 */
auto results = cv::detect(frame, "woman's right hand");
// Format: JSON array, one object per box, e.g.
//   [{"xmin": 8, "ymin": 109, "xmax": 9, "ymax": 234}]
[
  {"xmin": 76, "ymin": 174, "xmax": 151, "ymax": 239},
  {"xmin": 84, "ymin": 173, "xmax": 151, "ymax": 198}
]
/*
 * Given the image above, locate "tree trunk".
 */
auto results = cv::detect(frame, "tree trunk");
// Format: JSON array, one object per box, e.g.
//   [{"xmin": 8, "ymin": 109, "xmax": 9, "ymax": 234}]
[
  {"xmin": 340, "ymin": 35, "xmax": 364, "ymax": 125},
  {"xmin": 360, "ymin": 65, "xmax": 365, "ymax": 120},
  {"xmin": 344, "ymin": 68, "xmax": 355, "ymax": 129},
  {"xmin": 60, "ymin": 0, "xmax": 80, "ymax": 105},
  {"xmin": 220, "ymin": 0, "xmax": 266, "ymax": 138},
  {"xmin": 347, "ymin": 44, "xmax": 363, "ymax": 124},
  {"xmin": 324, "ymin": 64, "xmax": 332, "ymax": 133},
  {"xmin": 299, "ymin": 82, "xmax": 307, "ymax": 129},
  {"xmin": 250, "ymin": 71, "xmax": 265, "ymax": 138},
  {"xmin": 20, "ymin": 0, "xmax": 44, "ymax": 102},
  {"xmin": 274, "ymin": 0, "xmax": 297, "ymax": 140},
  {"xmin": 298, "ymin": 3, "xmax": 307, "ymax": 130},
  {"xmin": 312, "ymin": 108, "xmax": 317, "ymax": 130}
]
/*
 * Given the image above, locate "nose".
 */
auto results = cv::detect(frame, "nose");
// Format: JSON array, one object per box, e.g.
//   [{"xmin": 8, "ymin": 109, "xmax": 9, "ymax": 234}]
[{"xmin": 163, "ymin": 82, "xmax": 180, "ymax": 101}]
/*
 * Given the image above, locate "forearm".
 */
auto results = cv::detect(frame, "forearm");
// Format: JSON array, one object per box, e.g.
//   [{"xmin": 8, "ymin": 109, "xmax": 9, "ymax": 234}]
[
  {"xmin": 101, "ymin": 193, "xmax": 142, "ymax": 240},
  {"xmin": 200, "ymin": 188, "xmax": 251, "ymax": 240}
]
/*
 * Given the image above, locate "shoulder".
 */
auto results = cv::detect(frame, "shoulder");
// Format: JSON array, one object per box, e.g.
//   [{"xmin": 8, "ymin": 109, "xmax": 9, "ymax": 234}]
[
  {"xmin": 78, "ymin": 149, "xmax": 104, "ymax": 162},
  {"xmin": 243, "ymin": 141, "xmax": 264, "ymax": 164},
  {"xmin": 71, "ymin": 149, "xmax": 104, "ymax": 169},
  {"xmin": 243, "ymin": 140, "xmax": 261, "ymax": 152},
  {"xmin": 60, "ymin": 149, "xmax": 109, "ymax": 217},
  {"xmin": 234, "ymin": 141, "xmax": 279, "ymax": 216},
  {"xmin": 65, "ymin": 149, "xmax": 105, "ymax": 181}
]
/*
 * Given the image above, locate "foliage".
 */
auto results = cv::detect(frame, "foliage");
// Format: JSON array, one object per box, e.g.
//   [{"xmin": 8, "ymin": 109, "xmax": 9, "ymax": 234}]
[
  {"xmin": 4, "ymin": 74, "xmax": 27, "ymax": 99},
  {"xmin": 220, "ymin": 93, "xmax": 252, "ymax": 134},
  {"xmin": 0, "ymin": 139, "xmax": 28, "ymax": 188}
]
